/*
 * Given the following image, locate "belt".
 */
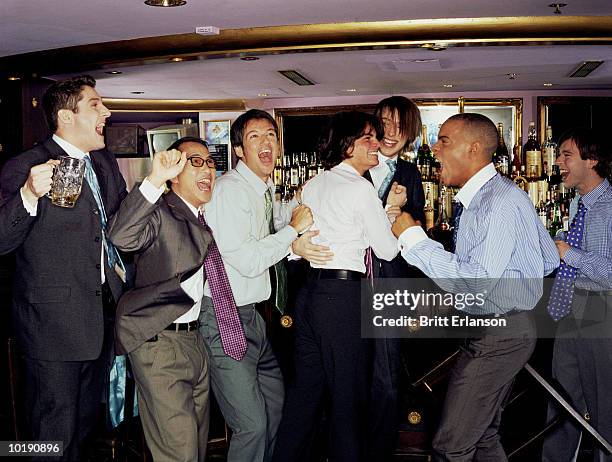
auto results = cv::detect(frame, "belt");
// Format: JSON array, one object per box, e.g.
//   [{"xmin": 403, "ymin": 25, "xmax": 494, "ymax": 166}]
[
  {"xmin": 164, "ymin": 320, "xmax": 200, "ymax": 332},
  {"xmin": 575, "ymin": 288, "xmax": 612, "ymax": 296},
  {"xmin": 309, "ymin": 268, "xmax": 364, "ymax": 281}
]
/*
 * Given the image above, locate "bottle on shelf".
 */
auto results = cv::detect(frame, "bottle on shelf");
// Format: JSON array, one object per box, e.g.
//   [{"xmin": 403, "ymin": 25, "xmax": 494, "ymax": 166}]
[
  {"xmin": 428, "ymin": 186, "xmax": 453, "ymax": 251},
  {"xmin": 290, "ymin": 153, "xmax": 300, "ymax": 188},
  {"xmin": 307, "ymin": 152, "xmax": 318, "ymax": 180},
  {"xmin": 542, "ymin": 125, "xmax": 560, "ymax": 185},
  {"xmin": 493, "ymin": 122, "xmax": 510, "ymax": 177},
  {"xmin": 549, "ymin": 201, "xmax": 563, "ymax": 237},
  {"xmin": 273, "ymin": 156, "xmax": 283, "ymax": 192},
  {"xmin": 417, "ymin": 124, "xmax": 432, "ymax": 182},
  {"xmin": 423, "ymin": 183, "xmax": 435, "ymax": 231},
  {"xmin": 524, "ymin": 122, "xmax": 542, "ymax": 181}
]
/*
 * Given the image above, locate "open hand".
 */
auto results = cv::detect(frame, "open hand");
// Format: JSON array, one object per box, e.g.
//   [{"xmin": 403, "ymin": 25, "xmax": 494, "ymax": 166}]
[
  {"xmin": 292, "ymin": 230, "xmax": 334, "ymax": 264},
  {"xmin": 391, "ymin": 212, "xmax": 418, "ymax": 237}
]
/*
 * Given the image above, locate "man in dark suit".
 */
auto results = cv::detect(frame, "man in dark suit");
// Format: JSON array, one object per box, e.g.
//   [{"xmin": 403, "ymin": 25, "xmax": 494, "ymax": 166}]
[
  {"xmin": 0, "ymin": 75, "xmax": 127, "ymax": 460},
  {"xmin": 108, "ymin": 137, "xmax": 214, "ymax": 461},
  {"xmin": 365, "ymin": 96, "xmax": 425, "ymax": 460}
]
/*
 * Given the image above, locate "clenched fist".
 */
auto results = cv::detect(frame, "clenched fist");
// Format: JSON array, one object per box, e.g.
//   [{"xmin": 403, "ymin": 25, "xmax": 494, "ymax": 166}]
[
  {"xmin": 148, "ymin": 150, "xmax": 187, "ymax": 188},
  {"xmin": 386, "ymin": 181, "xmax": 407, "ymax": 207},
  {"xmin": 21, "ymin": 159, "xmax": 60, "ymax": 206},
  {"xmin": 289, "ymin": 204, "xmax": 314, "ymax": 234}
]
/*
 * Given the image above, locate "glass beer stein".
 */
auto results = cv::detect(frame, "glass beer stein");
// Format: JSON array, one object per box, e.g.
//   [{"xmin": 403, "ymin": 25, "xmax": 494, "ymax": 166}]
[{"xmin": 47, "ymin": 156, "xmax": 86, "ymax": 208}]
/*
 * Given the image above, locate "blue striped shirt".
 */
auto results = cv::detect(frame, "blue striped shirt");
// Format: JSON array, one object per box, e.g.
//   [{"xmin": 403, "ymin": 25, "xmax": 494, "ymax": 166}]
[
  {"xmin": 398, "ymin": 163, "xmax": 560, "ymax": 315},
  {"xmin": 563, "ymin": 179, "xmax": 612, "ymax": 291}
]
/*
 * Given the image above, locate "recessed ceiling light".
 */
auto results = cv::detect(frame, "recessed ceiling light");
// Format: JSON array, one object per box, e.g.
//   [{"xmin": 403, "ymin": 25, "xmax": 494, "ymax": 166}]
[
  {"xmin": 170, "ymin": 57, "xmax": 184, "ymax": 62},
  {"xmin": 543, "ymin": 82, "xmax": 553, "ymax": 87},
  {"xmin": 131, "ymin": 91, "xmax": 145, "ymax": 94},
  {"xmin": 7, "ymin": 76, "xmax": 21, "ymax": 81},
  {"xmin": 507, "ymin": 73, "xmax": 518, "ymax": 80},
  {"xmin": 240, "ymin": 56, "xmax": 260, "ymax": 61},
  {"xmin": 420, "ymin": 43, "xmax": 447, "ymax": 51},
  {"xmin": 144, "ymin": 0, "xmax": 186, "ymax": 7},
  {"xmin": 344, "ymin": 88, "xmax": 358, "ymax": 92},
  {"xmin": 443, "ymin": 84, "xmax": 454, "ymax": 88},
  {"xmin": 257, "ymin": 93, "xmax": 269, "ymax": 97},
  {"xmin": 548, "ymin": 3, "xmax": 567, "ymax": 14},
  {"xmin": 105, "ymin": 71, "xmax": 122, "ymax": 75}
]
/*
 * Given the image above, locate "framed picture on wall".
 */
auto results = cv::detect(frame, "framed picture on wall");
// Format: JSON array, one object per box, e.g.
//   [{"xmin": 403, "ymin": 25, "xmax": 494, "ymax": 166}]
[{"xmin": 202, "ymin": 120, "xmax": 232, "ymax": 173}]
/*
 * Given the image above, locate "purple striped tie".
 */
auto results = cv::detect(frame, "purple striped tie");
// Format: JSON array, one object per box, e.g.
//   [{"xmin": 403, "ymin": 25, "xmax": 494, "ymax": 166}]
[{"xmin": 199, "ymin": 212, "xmax": 247, "ymax": 361}]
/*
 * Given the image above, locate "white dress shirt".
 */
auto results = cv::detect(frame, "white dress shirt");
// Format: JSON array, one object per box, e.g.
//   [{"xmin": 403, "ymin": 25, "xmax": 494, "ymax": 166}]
[
  {"xmin": 302, "ymin": 161, "xmax": 398, "ymax": 272},
  {"xmin": 203, "ymin": 160, "xmax": 297, "ymax": 306},
  {"xmin": 369, "ymin": 152, "xmax": 398, "ymax": 192},
  {"xmin": 139, "ymin": 179, "xmax": 203, "ymax": 323}
]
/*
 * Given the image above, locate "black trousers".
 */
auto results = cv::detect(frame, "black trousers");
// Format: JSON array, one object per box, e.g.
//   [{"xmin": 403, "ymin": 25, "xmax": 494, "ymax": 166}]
[
  {"xmin": 23, "ymin": 283, "xmax": 115, "ymax": 461},
  {"xmin": 432, "ymin": 311, "xmax": 536, "ymax": 462},
  {"xmin": 273, "ymin": 277, "xmax": 372, "ymax": 462},
  {"xmin": 542, "ymin": 292, "xmax": 612, "ymax": 462}
]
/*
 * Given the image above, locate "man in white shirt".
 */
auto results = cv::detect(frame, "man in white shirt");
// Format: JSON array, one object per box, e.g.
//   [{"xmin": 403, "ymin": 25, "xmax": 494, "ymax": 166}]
[
  {"xmin": 202, "ymin": 109, "xmax": 326, "ymax": 462},
  {"xmin": 107, "ymin": 137, "xmax": 215, "ymax": 461},
  {"xmin": 0, "ymin": 75, "xmax": 128, "ymax": 461}
]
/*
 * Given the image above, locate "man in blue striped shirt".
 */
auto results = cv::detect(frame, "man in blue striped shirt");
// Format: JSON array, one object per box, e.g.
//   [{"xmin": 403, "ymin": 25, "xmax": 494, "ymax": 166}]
[
  {"xmin": 542, "ymin": 128, "xmax": 612, "ymax": 462},
  {"xmin": 391, "ymin": 113, "xmax": 559, "ymax": 461}
]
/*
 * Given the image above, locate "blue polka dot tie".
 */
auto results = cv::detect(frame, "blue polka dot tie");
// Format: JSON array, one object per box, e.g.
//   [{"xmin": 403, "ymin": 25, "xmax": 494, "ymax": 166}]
[
  {"xmin": 547, "ymin": 200, "xmax": 586, "ymax": 321},
  {"xmin": 378, "ymin": 159, "xmax": 397, "ymax": 199}
]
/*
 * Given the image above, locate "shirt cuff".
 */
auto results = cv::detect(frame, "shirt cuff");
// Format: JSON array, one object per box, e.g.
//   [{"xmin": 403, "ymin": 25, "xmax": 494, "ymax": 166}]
[
  {"xmin": 563, "ymin": 247, "xmax": 585, "ymax": 269},
  {"xmin": 397, "ymin": 225, "xmax": 428, "ymax": 254},
  {"xmin": 140, "ymin": 178, "xmax": 165, "ymax": 204},
  {"xmin": 20, "ymin": 187, "xmax": 38, "ymax": 216}
]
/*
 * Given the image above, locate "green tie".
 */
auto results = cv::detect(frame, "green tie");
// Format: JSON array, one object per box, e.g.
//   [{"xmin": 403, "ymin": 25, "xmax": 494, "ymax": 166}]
[{"xmin": 265, "ymin": 189, "xmax": 288, "ymax": 314}]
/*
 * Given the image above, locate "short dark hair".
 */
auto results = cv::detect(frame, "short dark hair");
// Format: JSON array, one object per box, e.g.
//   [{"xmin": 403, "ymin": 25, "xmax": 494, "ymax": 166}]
[
  {"xmin": 558, "ymin": 128, "xmax": 611, "ymax": 180},
  {"xmin": 42, "ymin": 75, "xmax": 97, "ymax": 133},
  {"xmin": 374, "ymin": 96, "xmax": 422, "ymax": 147},
  {"xmin": 317, "ymin": 111, "xmax": 383, "ymax": 170},
  {"xmin": 230, "ymin": 109, "xmax": 278, "ymax": 149},
  {"xmin": 445, "ymin": 112, "xmax": 498, "ymax": 156},
  {"xmin": 167, "ymin": 136, "xmax": 208, "ymax": 151}
]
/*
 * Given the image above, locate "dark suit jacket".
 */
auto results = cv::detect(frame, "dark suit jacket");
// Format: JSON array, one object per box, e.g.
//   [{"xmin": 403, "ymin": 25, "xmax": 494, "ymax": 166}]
[
  {"xmin": 107, "ymin": 188, "xmax": 212, "ymax": 355},
  {"xmin": 365, "ymin": 157, "xmax": 425, "ymax": 278},
  {"xmin": 0, "ymin": 138, "xmax": 127, "ymax": 361}
]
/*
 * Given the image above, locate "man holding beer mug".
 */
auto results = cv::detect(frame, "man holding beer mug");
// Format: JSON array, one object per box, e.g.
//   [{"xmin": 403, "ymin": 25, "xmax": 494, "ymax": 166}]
[{"xmin": 0, "ymin": 75, "xmax": 127, "ymax": 461}]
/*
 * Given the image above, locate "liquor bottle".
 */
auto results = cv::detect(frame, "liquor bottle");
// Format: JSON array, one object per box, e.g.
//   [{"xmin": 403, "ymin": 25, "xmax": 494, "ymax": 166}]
[
  {"xmin": 513, "ymin": 165, "xmax": 528, "ymax": 192},
  {"xmin": 542, "ymin": 125, "xmax": 560, "ymax": 185},
  {"xmin": 316, "ymin": 152, "xmax": 325, "ymax": 175},
  {"xmin": 273, "ymin": 155, "xmax": 283, "ymax": 191},
  {"xmin": 283, "ymin": 153, "xmax": 292, "ymax": 187},
  {"xmin": 417, "ymin": 125, "xmax": 432, "ymax": 181},
  {"xmin": 493, "ymin": 122, "xmax": 510, "ymax": 177},
  {"xmin": 549, "ymin": 202, "xmax": 563, "ymax": 237},
  {"xmin": 298, "ymin": 152, "xmax": 308, "ymax": 185},
  {"xmin": 512, "ymin": 137, "xmax": 522, "ymax": 174},
  {"xmin": 536, "ymin": 197, "xmax": 547, "ymax": 227},
  {"xmin": 307, "ymin": 152, "xmax": 318, "ymax": 180},
  {"xmin": 428, "ymin": 186, "xmax": 453, "ymax": 251},
  {"xmin": 423, "ymin": 183, "xmax": 435, "ymax": 231},
  {"xmin": 290, "ymin": 153, "xmax": 300, "ymax": 188},
  {"xmin": 524, "ymin": 122, "xmax": 542, "ymax": 181}
]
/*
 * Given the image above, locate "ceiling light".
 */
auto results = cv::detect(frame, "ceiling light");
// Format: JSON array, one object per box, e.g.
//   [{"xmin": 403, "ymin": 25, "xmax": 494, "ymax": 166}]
[
  {"xmin": 170, "ymin": 57, "xmax": 184, "ymax": 62},
  {"xmin": 105, "ymin": 71, "xmax": 122, "ymax": 75},
  {"xmin": 144, "ymin": 0, "xmax": 186, "ymax": 6},
  {"xmin": 507, "ymin": 73, "xmax": 518, "ymax": 80},
  {"xmin": 257, "ymin": 93, "xmax": 269, "ymax": 97},
  {"xmin": 569, "ymin": 61, "xmax": 604, "ymax": 78},
  {"xmin": 7, "ymin": 76, "xmax": 21, "ymax": 81},
  {"xmin": 420, "ymin": 43, "xmax": 447, "ymax": 51},
  {"xmin": 442, "ymin": 84, "xmax": 454, "ymax": 88},
  {"xmin": 344, "ymin": 88, "xmax": 358, "ymax": 92},
  {"xmin": 548, "ymin": 3, "xmax": 567, "ymax": 14},
  {"xmin": 278, "ymin": 70, "xmax": 316, "ymax": 86},
  {"xmin": 543, "ymin": 82, "xmax": 553, "ymax": 87},
  {"xmin": 240, "ymin": 56, "xmax": 260, "ymax": 61},
  {"xmin": 131, "ymin": 91, "xmax": 145, "ymax": 94}
]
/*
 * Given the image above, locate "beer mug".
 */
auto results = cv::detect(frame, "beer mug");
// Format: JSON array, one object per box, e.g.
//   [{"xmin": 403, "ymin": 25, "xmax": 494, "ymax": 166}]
[{"xmin": 47, "ymin": 156, "xmax": 86, "ymax": 208}]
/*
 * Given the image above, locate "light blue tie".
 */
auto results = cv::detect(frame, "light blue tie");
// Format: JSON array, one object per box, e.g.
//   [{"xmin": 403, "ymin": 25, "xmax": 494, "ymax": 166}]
[
  {"xmin": 83, "ymin": 156, "xmax": 125, "ymax": 273},
  {"xmin": 547, "ymin": 200, "xmax": 586, "ymax": 321},
  {"xmin": 378, "ymin": 159, "xmax": 397, "ymax": 199}
]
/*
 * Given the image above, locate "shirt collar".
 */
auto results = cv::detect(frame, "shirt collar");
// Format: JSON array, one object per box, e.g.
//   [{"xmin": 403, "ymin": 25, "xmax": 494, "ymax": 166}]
[
  {"xmin": 52, "ymin": 134, "xmax": 88, "ymax": 159},
  {"xmin": 174, "ymin": 191, "xmax": 201, "ymax": 218},
  {"xmin": 235, "ymin": 159, "xmax": 274, "ymax": 196},
  {"xmin": 454, "ymin": 163, "xmax": 497, "ymax": 209},
  {"xmin": 377, "ymin": 151, "xmax": 398, "ymax": 165},
  {"xmin": 336, "ymin": 161, "xmax": 363, "ymax": 177},
  {"xmin": 580, "ymin": 178, "xmax": 610, "ymax": 210}
]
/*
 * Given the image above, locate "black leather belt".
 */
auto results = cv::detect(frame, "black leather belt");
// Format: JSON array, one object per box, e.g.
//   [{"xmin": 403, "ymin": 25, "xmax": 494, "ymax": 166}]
[
  {"xmin": 309, "ymin": 268, "xmax": 364, "ymax": 281},
  {"xmin": 164, "ymin": 320, "xmax": 200, "ymax": 332}
]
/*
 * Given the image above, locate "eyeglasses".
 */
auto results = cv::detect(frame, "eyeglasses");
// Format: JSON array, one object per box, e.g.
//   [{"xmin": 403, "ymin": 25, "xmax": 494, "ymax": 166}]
[{"xmin": 187, "ymin": 156, "xmax": 216, "ymax": 169}]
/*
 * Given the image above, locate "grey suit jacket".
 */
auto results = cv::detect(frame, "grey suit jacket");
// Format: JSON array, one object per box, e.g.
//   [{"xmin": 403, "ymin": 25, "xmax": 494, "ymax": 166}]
[
  {"xmin": 0, "ymin": 138, "xmax": 127, "ymax": 361},
  {"xmin": 107, "ymin": 187, "xmax": 212, "ymax": 355}
]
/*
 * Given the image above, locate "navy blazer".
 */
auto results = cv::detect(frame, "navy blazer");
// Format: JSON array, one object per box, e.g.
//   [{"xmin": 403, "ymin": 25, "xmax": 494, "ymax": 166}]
[
  {"xmin": 0, "ymin": 138, "xmax": 127, "ymax": 361},
  {"xmin": 364, "ymin": 157, "xmax": 426, "ymax": 278}
]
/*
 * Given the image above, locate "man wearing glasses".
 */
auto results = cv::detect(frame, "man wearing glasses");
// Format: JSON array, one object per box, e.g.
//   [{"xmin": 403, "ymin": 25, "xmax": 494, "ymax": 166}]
[{"xmin": 107, "ymin": 137, "xmax": 216, "ymax": 462}]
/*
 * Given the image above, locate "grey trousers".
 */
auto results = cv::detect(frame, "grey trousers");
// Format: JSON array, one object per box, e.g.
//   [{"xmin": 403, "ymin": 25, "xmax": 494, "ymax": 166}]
[
  {"xmin": 432, "ymin": 312, "xmax": 536, "ymax": 462},
  {"xmin": 129, "ymin": 329, "xmax": 210, "ymax": 462},
  {"xmin": 199, "ymin": 297, "xmax": 284, "ymax": 462}
]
